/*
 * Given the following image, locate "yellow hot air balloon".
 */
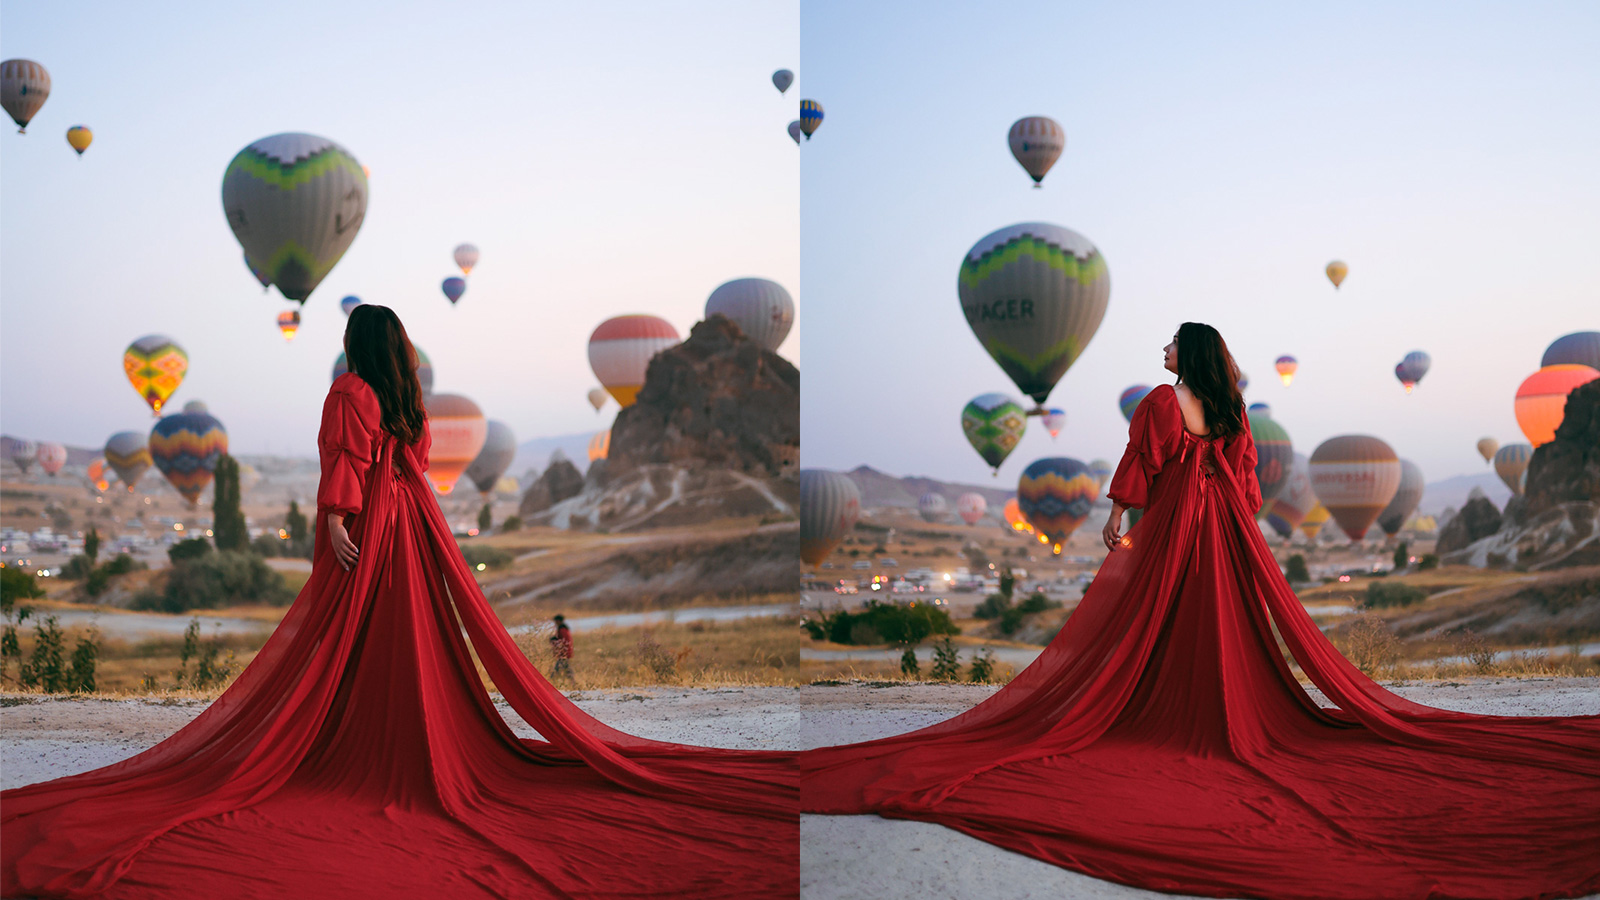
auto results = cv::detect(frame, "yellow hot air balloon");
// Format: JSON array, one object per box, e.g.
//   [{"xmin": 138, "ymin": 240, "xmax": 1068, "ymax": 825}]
[
  {"xmin": 66, "ymin": 125, "xmax": 92, "ymax": 156},
  {"xmin": 1475, "ymin": 437, "xmax": 1498, "ymax": 463},
  {"xmin": 1299, "ymin": 503, "xmax": 1330, "ymax": 540},
  {"xmin": 423, "ymin": 394, "xmax": 488, "ymax": 494},
  {"xmin": 124, "ymin": 335, "xmax": 188, "ymax": 416},
  {"xmin": 277, "ymin": 309, "xmax": 300, "ymax": 341},
  {"xmin": 1325, "ymin": 261, "xmax": 1348, "ymax": 288}
]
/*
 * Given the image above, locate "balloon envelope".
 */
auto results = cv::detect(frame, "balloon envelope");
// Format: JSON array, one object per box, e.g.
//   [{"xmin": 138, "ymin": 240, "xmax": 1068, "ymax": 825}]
[
  {"xmin": 1395, "ymin": 351, "xmax": 1431, "ymax": 393},
  {"xmin": 423, "ymin": 394, "xmax": 487, "ymax": 494},
  {"xmin": 1265, "ymin": 454, "xmax": 1317, "ymax": 538},
  {"xmin": 1017, "ymin": 458, "xmax": 1097, "ymax": 554},
  {"xmin": 1476, "ymin": 437, "xmax": 1498, "ymax": 463},
  {"xmin": 124, "ymin": 335, "xmax": 188, "ymax": 416},
  {"xmin": 340, "ymin": 295, "xmax": 362, "ymax": 316},
  {"xmin": 1493, "ymin": 443, "xmax": 1532, "ymax": 496},
  {"xmin": 917, "ymin": 492, "xmax": 948, "ymax": 523},
  {"xmin": 705, "ymin": 278, "xmax": 794, "ymax": 351},
  {"xmin": 10, "ymin": 439, "xmax": 36, "ymax": 473},
  {"xmin": 1002, "ymin": 497, "xmax": 1030, "ymax": 533},
  {"xmin": 277, "ymin": 309, "xmax": 300, "ymax": 341},
  {"xmin": 1251, "ymin": 416, "xmax": 1293, "ymax": 512},
  {"xmin": 799, "ymin": 99, "xmax": 823, "ymax": 138},
  {"xmin": 956, "ymin": 492, "xmax": 987, "ymax": 525},
  {"xmin": 1299, "ymin": 503, "xmax": 1330, "ymax": 540},
  {"xmin": 150, "ymin": 412, "xmax": 228, "ymax": 506},
  {"xmin": 1087, "ymin": 458, "xmax": 1114, "ymax": 491},
  {"xmin": 1308, "ymin": 435, "xmax": 1401, "ymax": 541},
  {"xmin": 772, "ymin": 69, "xmax": 793, "ymax": 93},
  {"xmin": 35, "ymin": 442, "xmax": 66, "ymax": 476},
  {"xmin": 1325, "ymin": 260, "xmax": 1347, "ymax": 288},
  {"xmin": 105, "ymin": 431, "xmax": 152, "ymax": 490},
  {"xmin": 441, "ymin": 277, "xmax": 466, "ymax": 305},
  {"xmin": 1274, "ymin": 355, "xmax": 1298, "ymax": 386},
  {"xmin": 787, "ymin": 120, "xmax": 802, "ymax": 145},
  {"xmin": 87, "ymin": 458, "xmax": 111, "ymax": 492},
  {"xmin": 800, "ymin": 470, "xmax": 861, "ymax": 565},
  {"xmin": 1376, "ymin": 459, "xmax": 1425, "ymax": 537},
  {"xmin": 586, "ymin": 388, "xmax": 608, "ymax": 411},
  {"xmin": 334, "ymin": 348, "xmax": 432, "ymax": 395},
  {"xmin": 1007, "ymin": 116, "xmax": 1065, "ymax": 185},
  {"xmin": 1248, "ymin": 402, "xmax": 1272, "ymax": 419},
  {"xmin": 464, "ymin": 420, "xmax": 517, "ymax": 496},
  {"xmin": 1514, "ymin": 364, "xmax": 1599, "ymax": 447},
  {"xmin": 1041, "ymin": 408, "xmax": 1066, "ymax": 439},
  {"xmin": 453, "ymin": 244, "xmax": 480, "ymax": 276},
  {"xmin": 961, "ymin": 393, "xmax": 1027, "ymax": 472},
  {"xmin": 1, "ymin": 59, "xmax": 50, "ymax": 132},
  {"xmin": 588, "ymin": 315, "xmax": 680, "ymax": 408},
  {"xmin": 1541, "ymin": 332, "xmax": 1600, "ymax": 371},
  {"xmin": 1119, "ymin": 385, "xmax": 1152, "ymax": 423},
  {"xmin": 66, "ymin": 125, "xmax": 92, "ymax": 155},
  {"xmin": 587, "ymin": 429, "xmax": 611, "ymax": 462}
]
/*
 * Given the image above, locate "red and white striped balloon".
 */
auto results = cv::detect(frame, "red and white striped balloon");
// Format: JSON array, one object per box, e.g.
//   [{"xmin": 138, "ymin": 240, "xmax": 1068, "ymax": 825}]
[{"xmin": 588, "ymin": 315, "xmax": 680, "ymax": 408}]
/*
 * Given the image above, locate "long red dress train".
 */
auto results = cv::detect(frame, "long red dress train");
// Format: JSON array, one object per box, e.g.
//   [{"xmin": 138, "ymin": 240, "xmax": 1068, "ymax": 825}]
[
  {"xmin": 3, "ymin": 374, "xmax": 798, "ymax": 899},
  {"xmin": 802, "ymin": 384, "xmax": 1600, "ymax": 900}
]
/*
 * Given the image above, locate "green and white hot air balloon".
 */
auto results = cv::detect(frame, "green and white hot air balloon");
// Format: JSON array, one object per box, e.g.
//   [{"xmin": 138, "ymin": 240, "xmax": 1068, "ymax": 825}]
[
  {"xmin": 221, "ymin": 133, "xmax": 369, "ymax": 305},
  {"xmin": 962, "ymin": 393, "xmax": 1028, "ymax": 474}
]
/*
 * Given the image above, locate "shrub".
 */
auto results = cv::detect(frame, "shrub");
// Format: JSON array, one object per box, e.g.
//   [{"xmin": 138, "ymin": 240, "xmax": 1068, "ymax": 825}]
[
  {"xmin": 973, "ymin": 593, "xmax": 1010, "ymax": 620},
  {"xmin": 1365, "ymin": 581, "xmax": 1426, "ymax": 609},
  {"xmin": 85, "ymin": 527, "xmax": 101, "ymax": 565},
  {"xmin": 1392, "ymin": 541, "xmax": 1410, "ymax": 570},
  {"xmin": 899, "ymin": 647, "xmax": 919, "ymax": 678},
  {"xmin": 460, "ymin": 544, "xmax": 513, "ymax": 570},
  {"xmin": 1340, "ymin": 613, "xmax": 1400, "ymax": 676},
  {"xmin": 1285, "ymin": 554, "xmax": 1311, "ymax": 583},
  {"xmin": 1418, "ymin": 554, "xmax": 1440, "ymax": 571},
  {"xmin": 251, "ymin": 534, "xmax": 284, "ymax": 557},
  {"xmin": 500, "ymin": 515, "xmax": 523, "ymax": 533},
  {"xmin": 61, "ymin": 554, "xmax": 95, "ymax": 580},
  {"xmin": 1451, "ymin": 627, "xmax": 1496, "ymax": 674},
  {"xmin": 998, "ymin": 606, "xmax": 1026, "ymax": 635},
  {"xmin": 86, "ymin": 566, "xmax": 111, "ymax": 598},
  {"xmin": 478, "ymin": 503, "xmax": 493, "ymax": 533},
  {"xmin": 18, "ymin": 615, "xmax": 99, "ymax": 693},
  {"xmin": 174, "ymin": 617, "xmax": 236, "ymax": 690},
  {"xmin": 132, "ymin": 551, "xmax": 292, "ymax": 613},
  {"xmin": 168, "ymin": 538, "xmax": 213, "ymax": 564},
  {"xmin": 801, "ymin": 600, "xmax": 960, "ymax": 646},
  {"xmin": 1017, "ymin": 591, "xmax": 1057, "ymax": 614},
  {"xmin": 102, "ymin": 553, "xmax": 142, "ymax": 576},
  {"xmin": 930, "ymin": 636, "xmax": 961, "ymax": 681},
  {"xmin": 968, "ymin": 649, "xmax": 996, "ymax": 683}
]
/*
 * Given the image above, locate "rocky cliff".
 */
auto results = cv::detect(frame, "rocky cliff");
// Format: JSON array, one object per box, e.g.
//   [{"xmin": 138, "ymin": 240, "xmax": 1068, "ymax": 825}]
[
  {"xmin": 1509, "ymin": 379, "xmax": 1600, "ymax": 524},
  {"xmin": 518, "ymin": 453, "xmax": 585, "ymax": 517},
  {"xmin": 1436, "ymin": 494, "xmax": 1502, "ymax": 554}
]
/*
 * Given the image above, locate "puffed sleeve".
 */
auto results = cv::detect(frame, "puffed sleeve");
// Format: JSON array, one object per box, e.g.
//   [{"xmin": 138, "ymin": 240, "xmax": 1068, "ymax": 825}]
[
  {"xmin": 317, "ymin": 378, "xmax": 376, "ymax": 517},
  {"xmin": 415, "ymin": 417, "xmax": 432, "ymax": 474},
  {"xmin": 1107, "ymin": 386, "xmax": 1180, "ymax": 511},
  {"xmin": 1227, "ymin": 406, "xmax": 1263, "ymax": 514}
]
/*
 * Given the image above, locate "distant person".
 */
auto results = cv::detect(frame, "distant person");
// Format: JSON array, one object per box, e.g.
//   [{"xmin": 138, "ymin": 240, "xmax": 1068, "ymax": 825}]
[
  {"xmin": 0, "ymin": 304, "xmax": 796, "ymax": 898},
  {"xmin": 549, "ymin": 613, "xmax": 573, "ymax": 680}
]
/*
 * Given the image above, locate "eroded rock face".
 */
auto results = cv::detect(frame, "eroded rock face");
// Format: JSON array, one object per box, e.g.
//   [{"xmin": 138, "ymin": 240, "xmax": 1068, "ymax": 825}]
[
  {"xmin": 518, "ymin": 457, "xmax": 585, "ymax": 517},
  {"xmin": 1437, "ymin": 496, "xmax": 1502, "ymax": 554},
  {"xmin": 1513, "ymin": 380, "xmax": 1600, "ymax": 524}
]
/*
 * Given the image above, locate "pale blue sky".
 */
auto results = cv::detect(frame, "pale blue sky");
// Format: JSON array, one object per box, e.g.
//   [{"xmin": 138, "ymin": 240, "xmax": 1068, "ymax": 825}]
[
  {"xmin": 2, "ymin": 0, "xmax": 799, "ymax": 456},
  {"xmin": 798, "ymin": 1, "xmax": 1599, "ymax": 488}
]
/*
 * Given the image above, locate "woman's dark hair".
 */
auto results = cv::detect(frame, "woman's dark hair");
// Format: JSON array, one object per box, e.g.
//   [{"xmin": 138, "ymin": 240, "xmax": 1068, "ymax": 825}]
[
  {"xmin": 343, "ymin": 304, "xmax": 427, "ymax": 445},
  {"xmin": 1175, "ymin": 322, "xmax": 1245, "ymax": 439}
]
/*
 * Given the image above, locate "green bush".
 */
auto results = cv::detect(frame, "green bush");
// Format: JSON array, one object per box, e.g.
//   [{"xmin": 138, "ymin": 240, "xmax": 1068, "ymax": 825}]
[
  {"xmin": 1418, "ymin": 554, "xmax": 1440, "ymax": 571},
  {"xmin": 500, "ymin": 515, "xmax": 523, "ymax": 533},
  {"xmin": 998, "ymin": 606, "xmax": 1026, "ymax": 635},
  {"xmin": 460, "ymin": 544, "xmax": 513, "ymax": 570},
  {"xmin": 61, "ymin": 554, "xmax": 95, "ymax": 580},
  {"xmin": 968, "ymin": 649, "xmax": 996, "ymax": 683},
  {"xmin": 1285, "ymin": 554, "xmax": 1311, "ymax": 583},
  {"xmin": 1392, "ymin": 541, "xmax": 1410, "ymax": 570},
  {"xmin": 168, "ymin": 538, "xmax": 213, "ymax": 563},
  {"xmin": 18, "ymin": 615, "xmax": 99, "ymax": 693},
  {"xmin": 930, "ymin": 636, "xmax": 961, "ymax": 681},
  {"xmin": 1017, "ymin": 591, "xmax": 1057, "ymax": 614},
  {"xmin": 801, "ymin": 599, "xmax": 960, "ymax": 646},
  {"xmin": 1365, "ymin": 581, "xmax": 1427, "ymax": 609},
  {"xmin": 102, "ymin": 553, "xmax": 141, "ymax": 576},
  {"xmin": 899, "ymin": 647, "xmax": 919, "ymax": 678},
  {"xmin": 251, "ymin": 534, "xmax": 284, "ymax": 557},
  {"xmin": 132, "ymin": 551, "xmax": 292, "ymax": 613},
  {"xmin": 973, "ymin": 593, "xmax": 1010, "ymax": 620}
]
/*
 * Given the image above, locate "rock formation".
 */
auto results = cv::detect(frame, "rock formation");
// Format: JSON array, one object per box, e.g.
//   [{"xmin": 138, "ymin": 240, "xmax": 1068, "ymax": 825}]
[
  {"xmin": 1509, "ymin": 379, "xmax": 1600, "ymax": 523},
  {"xmin": 518, "ymin": 456, "xmax": 585, "ymax": 517},
  {"xmin": 1437, "ymin": 495, "xmax": 1502, "ymax": 554}
]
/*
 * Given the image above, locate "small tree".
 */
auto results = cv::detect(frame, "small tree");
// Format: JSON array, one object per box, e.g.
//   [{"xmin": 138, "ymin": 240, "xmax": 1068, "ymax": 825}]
[
  {"xmin": 286, "ymin": 500, "xmax": 308, "ymax": 544},
  {"xmin": 211, "ymin": 455, "xmax": 248, "ymax": 551},
  {"xmin": 1285, "ymin": 554, "xmax": 1311, "ymax": 583},
  {"xmin": 1, "ymin": 568, "xmax": 43, "ymax": 684},
  {"xmin": 930, "ymin": 636, "xmax": 962, "ymax": 682},
  {"xmin": 478, "ymin": 503, "xmax": 493, "ymax": 534},
  {"xmin": 968, "ymin": 649, "xmax": 996, "ymax": 683},
  {"xmin": 84, "ymin": 527, "xmax": 101, "ymax": 566},
  {"xmin": 997, "ymin": 569, "xmax": 1016, "ymax": 602},
  {"xmin": 899, "ymin": 647, "xmax": 920, "ymax": 678},
  {"xmin": 1392, "ymin": 541, "xmax": 1410, "ymax": 571}
]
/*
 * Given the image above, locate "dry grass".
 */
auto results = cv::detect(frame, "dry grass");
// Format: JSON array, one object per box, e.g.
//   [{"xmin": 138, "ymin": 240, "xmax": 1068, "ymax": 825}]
[{"xmin": 509, "ymin": 617, "xmax": 801, "ymax": 688}]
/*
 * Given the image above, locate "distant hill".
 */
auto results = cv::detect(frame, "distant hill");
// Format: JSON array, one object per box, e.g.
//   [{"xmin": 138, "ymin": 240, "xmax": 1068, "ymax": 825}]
[
  {"xmin": 511, "ymin": 431, "xmax": 602, "ymax": 482},
  {"xmin": 845, "ymin": 465, "xmax": 1016, "ymax": 510},
  {"xmin": 1421, "ymin": 472, "xmax": 1511, "ymax": 515}
]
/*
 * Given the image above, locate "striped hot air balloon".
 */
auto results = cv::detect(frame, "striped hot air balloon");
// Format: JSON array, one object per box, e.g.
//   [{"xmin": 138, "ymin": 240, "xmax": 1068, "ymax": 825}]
[
  {"xmin": 588, "ymin": 315, "xmax": 680, "ymax": 408},
  {"xmin": 1248, "ymin": 402, "xmax": 1272, "ymax": 419},
  {"xmin": 1251, "ymin": 416, "xmax": 1294, "ymax": 512},
  {"xmin": 956, "ymin": 492, "xmax": 987, "ymax": 525},
  {"xmin": 1299, "ymin": 503, "xmax": 1330, "ymax": 540},
  {"xmin": 800, "ymin": 469, "xmax": 861, "ymax": 565},
  {"xmin": 277, "ymin": 309, "xmax": 300, "ymax": 341},
  {"xmin": 1119, "ymin": 385, "xmax": 1152, "ymax": 423},
  {"xmin": 799, "ymin": 99, "xmax": 823, "ymax": 139},
  {"xmin": 1308, "ymin": 435, "xmax": 1401, "ymax": 541},
  {"xmin": 334, "ymin": 347, "xmax": 432, "ymax": 395},
  {"xmin": 962, "ymin": 393, "xmax": 1027, "ymax": 473},
  {"xmin": 150, "ymin": 412, "xmax": 228, "ymax": 506},
  {"xmin": 1087, "ymin": 458, "xmax": 1114, "ymax": 493},
  {"xmin": 1394, "ymin": 351, "xmax": 1431, "ymax": 393},
  {"xmin": 1274, "ymin": 355, "xmax": 1298, "ymax": 386},
  {"xmin": 453, "ymin": 244, "xmax": 480, "ymax": 276},
  {"xmin": 1514, "ymin": 364, "xmax": 1599, "ymax": 447},
  {"xmin": 1493, "ymin": 443, "xmax": 1532, "ymax": 496},
  {"xmin": 124, "ymin": 335, "xmax": 188, "ymax": 416},
  {"xmin": 1264, "ymin": 454, "xmax": 1317, "ymax": 539},
  {"xmin": 105, "ymin": 431, "xmax": 152, "ymax": 491},
  {"xmin": 1541, "ymin": 332, "xmax": 1600, "ymax": 371},
  {"xmin": 423, "ymin": 394, "xmax": 487, "ymax": 494},
  {"xmin": 464, "ymin": 420, "xmax": 516, "ymax": 498},
  {"xmin": 1376, "ymin": 459, "xmax": 1425, "ymax": 538},
  {"xmin": 587, "ymin": 429, "xmax": 611, "ymax": 463},
  {"xmin": 1041, "ymin": 408, "xmax": 1066, "ymax": 439},
  {"xmin": 917, "ymin": 492, "xmax": 948, "ymax": 523},
  {"xmin": 1007, "ymin": 116, "xmax": 1065, "ymax": 187},
  {"xmin": 705, "ymin": 278, "xmax": 795, "ymax": 351},
  {"xmin": 1, "ymin": 59, "xmax": 50, "ymax": 133},
  {"xmin": 1017, "ymin": 458, "xmax": 1098, "ymax": 554},
  {"xmin": 35, "ymin": 442, "xmax": 66, "ymax": 476}
]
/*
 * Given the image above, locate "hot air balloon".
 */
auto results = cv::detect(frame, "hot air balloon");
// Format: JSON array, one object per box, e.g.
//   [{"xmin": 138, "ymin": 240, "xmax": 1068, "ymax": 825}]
[
  {"xmin": 10, "ymin": 440, "xmax": 36, "ymax": 474},
  {"xmin": 1299, "ymin": 503, "xmax": 1330, "ymax": 540},
  {"xmin": 1248, "ymin": 402, "xmax": 1272, "ymax": 419},
  {"xmin": 1002, "ymin": 497, "xmax": 1031, "ymax": 534},
  {"xmin": 464, "ymin": 420, "xmax": 516, "ymax": 498},
  {"xmin": 66, "ymin": 125, "xmax": 92, "ymax": 156},
  {"xmin": 1274, "ymin": 355, "xmax": 1298, "ymax": 386},
  {"xmin": 1, "ymin": 59, "xmax": 50, "ymax": 133},
  {"xmin": 1308, "ymin": 435, "xmax": 1401, "ymax": 541},
  {"xmin": 587, "ymin": 388, "xmax": 608, "ymax": 412},
  {"xmin": 956, "ymin": 492, "xmax": 987, "ymax": 525},
  {"xmin": 334, "ymin": 347, "xmax": 432, "ymax": 395},
  {"xmin": 588, "ymin": 315, "xmax": 680, "ymax": 407},
  {"xmin": 960, "ymin": 223, "xmax": 1110, "ymax": 405},
  {"xmin": 35, "ymin": 442, "xmax": 66, "ymax": 476},
  {"xmin": 800, "ymin": 469, "xmax": 861, "ymax": 565},
  {"xmin": 1493, "ymin": 443, "xmax": 1532, "ymax": 496},
  {"xmin": 1541, "ymin": 331, "xmax": 1600, "ymax": 371},
  {"xmin": 799, "ymin": 99, "xmax": 823, "ymax": 139},
  {"xmin": 1394, "ymin": 351, "xmax": 1431, "ymax": 393},
  {"xmin": 221, "ymin": 133, "xmax": 367, "ymax": 304},
  {"xmin": 277, "ymin": 309, "xmax": 300, "ymax": 341},
  {"xmin": 1017, "ymin": 458, "xmax": 1097, "ymax": 554},
  {"xmin": 1325, "ymin": 261, "xmax": 1348, "ymax": 289},
  {"xmin": 87, "ymin": 458, "xmax": 111, "ymax": 493},
  {"xmin": 105, "ymin": 431, "xmax": 152, "ymax": 491},
  {"xmin": 772, "ymin": 69, "xmax": 794, "ymax": 94},
  {"xmin": 1476, "ymin": 437, "xmax": 1499, "ymax": 463},
  {"xmin": 1007, "ymin": 116, "xmax": 1065, "ymax": 187},
  {"xmin": 150, "ymin": 411, "xmax": 228, "ymax": 507},
  {"xmin": 787, "ymin": 120, "xmax": 802, "ymax": 145},
  {"xmin": 917, "ymin": 493, "xmax": 948, "ymax": 523},
  {"xmin": 182, "ymin": 400, "xmax": 208, "ymax": 414},
  {"xmin": 453, "ymin": 244, "xmax": 480, "ymax": 276},
  {"xmin": 1040, "ymin": 408, "xmax": 1066, "ymax": 439},
  {"xmin": 124, "ymin": 335, "xmax": 188, "ymax": 416},
  {"xmin": 1251, "ymin": 416, "xmax": 1293, "ymax": 512},
  {"xmin": 1264, "ymin": 454, "xmax": 1317, "ymax": 539},
  {"xmin": 340, "ymin": 295, "xmax": 362, "ymax": 316},
  {"xmin": 1087, "ymin": 459, "xmax": 1114, "ymax": 492},
  {"xmin": 1237, "ymin": 371, "xmax": 1250, "ymax": 393},
  {"xmin": 441, "ymin": 277, "xmax": 466, "ymax": 305},
  {"xmin": 423, "ymin": 394, "xmax": 487, "ymax": 494},
  {"xmin": 587, "ymin": 429, "xmax": 611, "ymax": 463},
  {"xmin": 1514, "ymin": 364, "xmax": 1600, "ymax": 447},
  {"xmin": 705, "ymin": 278, "xmax": 794, "ymax": 351},
  {"xmin": 962, "ymin": 393, "xmax": 1028, "ymax": 473},
  {"xmin": 1119, "ymin": 385, "xmax": 1152, "ymax": 422},
  {"xmin": 244, "ymin": 253, "xmax": 271, "ymax": 291},
  {"xmin": 1375, "ymin": 459, "xmax": 1424, "ymax": 538}
]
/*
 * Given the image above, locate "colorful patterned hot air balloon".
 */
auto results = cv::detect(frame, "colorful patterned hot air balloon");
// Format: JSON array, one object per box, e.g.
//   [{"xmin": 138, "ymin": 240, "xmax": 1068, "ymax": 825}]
[
  {"xmin": 588, "ymin": 315, "xmax": 680, "ymax": 408},
  {"xmin": 423, "ymin": 394, "xmax": 487, "ymax": 494},
  {"xmin": 1308, "ymin": 435, "xmax": 1401, "ymax": 541},
  {"xmin": 1375, "ymin": 459, "xmax": 1424, "ymax": 538},
  {"xmin": 787, "ymin": 120, "xmax": 802, "ymax": 145},
  {"xmin": 772, "ymin": 69, "xmax": 794, "ymax": 94},
  {"xmin": 66, "ymin": 125, "xmax": 92, "ymax": 156},
  {"xmin": 1002, "ymin": 497, "xmax": 1031, "ymax": 534},
  {"xmin": 1325, "ymin": 261, "xmax": 1348, "ymax": 289},
  {"xmin": 244, "ymin": 252, "xmax": 271, "ymax": 291},
  {"xmin": 277, "ymin": 309, "xmax": 300, "ymax": 341},
  {"xmin": 441, "ymin": 277, "xmax": 466, "ymax": 305},
  {"xmin": 1251, "ymin": 416, "xmax": 1293, "ymax": 512},
  {"xmin": 1087, "ymin": 458, "xmax": 1114, "ymax": 492},
  {"xmin": 453, "ymin": 244, "xmax": 480, "ymax": 276},
  {"xmin": 1299, "ymin": 503, "xmax": 1330, "ymax": 540},
  {"xmin": 917, "ymin": 492, "xmax": 948, "ymax": 523},
  {"xmin": 1007, "ymin": 116, "xmax": 1065, "ymax": 187},
  {"xmin": 960, "ymin": 223, "xmax": 1110, "ymax": 405},
  {"xmin": 956, "ymin": 492, "xmax": 987, "ymax": 525},
  {"xmin": 587, "ymin": 388, "xmax": 608, "ymax": 412},
  {"xmin": 1476, "ymin": 437, "xmax": 1498, "ymax": 463},
  {"xmin": 1, "ymin": 59, "xmax": 50, "ymax": 133},
  {"xmin": 1493, "ymin": 443, "xmax": 1532, "ymax": 496},
  {"xmin": 1119, "ymin": 385, "xmax": 1152, "ymax": 422},
  {"xmin": 221, "ymin": 133, "xmax": 368, "ymax": 304},
  {"xmin": 962, "ymin": 393, "xmax": 1027, "ymax": 473},
  {"xmin": 9, "ymin": 440, "xmax": 36, "ymax": 474},
  {"xmin": 799, "ymin": 99, "xmax": 823, "ymax": 139},
  {"xmin": 1394, "ymin": 351, "xmax": 1431, "ymax": 393},
  {"xmin": 464, "ymin": 420, "xmax": 516, "ymax": 498},
  {"xmin": 1248, "ymin": 402, "xmax": 1272, "ymax": 419},
  {"xmin": 87, "ymin": 458, "xmax": 111, "ymax": 492},
  {"xmin": 333, "ymin": 347, "xmax": 432, "ymax": 395},
  {"xmin": 35, "ymin": 442, "xmax": 66, "ymax": 477},
  {"xmin": 124, "ymin": 335, "xmax": 188, "ymax": 416},
  {"xmin": 1017, "ymin": 458, "xmax": 1097, "ymax": 554},
  {"xmin": 1541, "ymin": 331, "xmax": 1600, "ymax": 371},
  {"xmin": 340, "ymin": 295, "xmax": 362, "ymax": 316},
  {"xmin": 800, "ymin": 469, "xmax": 861, "ymax": 565},
  {"xmin": 1514, "ymin": 364, "xmax": 1600, "ymax": 447},
  {"xmin": 1264, "ymin": 454, "xmax": 1317, "ymax": 539},
  {"xmin": 150, "ymin": 411, "xmax": 228, "ymax": 506},
  {"xmin": 1041, "ymin": 408, "xmax": 1066, "ymax": 439},
  {"xmin": 1274, "ymin": 355, "xmax": 1298, "ymax": 386},
  {"xmin": 588, "ymin": 430, "xmax": 611, "ymax": 463},
  {"xmin": 105, "ymin": 431, "xmax": 152, "ymax": 491},
  {"xmin": 705, "ymin": 278, "xmax": 795, "ymax": 351}
]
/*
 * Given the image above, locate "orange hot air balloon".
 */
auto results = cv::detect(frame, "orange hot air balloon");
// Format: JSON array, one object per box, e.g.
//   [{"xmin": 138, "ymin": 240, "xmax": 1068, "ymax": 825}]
[
  {"xmin": 588, "ymin": 315, "xmax": 680, "ymax": 408},
  {"xmin": 87, "ymin": 457, "xmax": 111, "ymax": 492},
  {"xmin": 1002, "ymin": 497, "xmax": 1031, "ymax": 534},
  {"xmin": 423, "ymin": 394, "xmax": 487, "ymax": 494},
  {"xmin": 1308, "ymin": 435, "xmax": 1401, "ymax": 542},
  {"xmin": 277, "ymin": 309, "xmax": 300, "ymax": 341},
  {"xmin": 1274, "ymin": 355, "xmax": 1298, "ymax": 386},
  {"xmin": 587, "ymin": 429, "xmax": 611, "ymax": 462},
  {"xmin": 1514, "ymin": 364, "xmax": 1599, "ymax": 447},
  {"xmin": 1325, "ymin": 261, "xmax": 1347, "ymax": 288}
]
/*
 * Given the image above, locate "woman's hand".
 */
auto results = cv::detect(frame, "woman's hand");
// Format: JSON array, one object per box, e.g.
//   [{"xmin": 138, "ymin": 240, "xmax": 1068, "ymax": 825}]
[
  {"xmin": 1101, "ymin": 504, "xmax": 1126, "ymax": 551},
  {"xmin": 328, "ymin": 513, "xmax": 360, "ymax": 571}
]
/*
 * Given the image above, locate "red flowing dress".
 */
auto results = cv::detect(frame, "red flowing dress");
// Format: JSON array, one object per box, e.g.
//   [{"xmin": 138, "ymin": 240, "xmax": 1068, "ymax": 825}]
[
  {"xmin": 3, "ymin": 374, "xmax": 798, "ymax": 899},
  {"xmin": 802, "ymin": 384, "xmax": 1600, "ymax": 900}
]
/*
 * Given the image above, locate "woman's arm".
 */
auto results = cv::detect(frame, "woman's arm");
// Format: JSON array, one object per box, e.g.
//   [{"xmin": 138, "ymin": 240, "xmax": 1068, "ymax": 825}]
[
  {"xmin": 1101, "ymin": 502, "xmax": 1128, "ymax": 551},
  {"xmin": 328, "ymin": 513, "xmax": 359, "ymax": 570}
]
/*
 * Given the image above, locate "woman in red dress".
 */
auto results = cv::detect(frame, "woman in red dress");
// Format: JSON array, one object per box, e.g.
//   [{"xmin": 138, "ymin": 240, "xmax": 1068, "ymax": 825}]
[
  {"xmin": 802, "ymin": 323, "xmax": 1599, "ymax": 900},
  {"xmin": 3, "ymin": 306, "xmax": 797, "ymax": 899}
]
